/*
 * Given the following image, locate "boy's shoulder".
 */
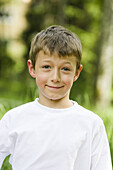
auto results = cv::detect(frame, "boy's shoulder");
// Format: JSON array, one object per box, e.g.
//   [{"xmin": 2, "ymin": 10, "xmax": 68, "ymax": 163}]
[
  {"xmin": 10, "ymin": 100, "xmax": 34, "ymax": 111},
  {"xmin": 74, "ymin": 101, "xmax": 103, "ymax": 126},
  {"xmin": 2, "ymin": 100, "xmax": 36, "ymax": 120}
]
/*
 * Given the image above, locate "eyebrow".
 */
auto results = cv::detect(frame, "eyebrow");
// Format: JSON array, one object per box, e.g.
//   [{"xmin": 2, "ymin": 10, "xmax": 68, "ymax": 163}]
[{"xmin": 42, "ymin": 59, "xmax": 73, "ymax": 65}]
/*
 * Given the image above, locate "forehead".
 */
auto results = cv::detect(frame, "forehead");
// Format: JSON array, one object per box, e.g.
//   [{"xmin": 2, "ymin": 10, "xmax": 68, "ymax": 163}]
[{"xmin": 36, "ymin": 50, "xmax": 77, "ymax": 64}]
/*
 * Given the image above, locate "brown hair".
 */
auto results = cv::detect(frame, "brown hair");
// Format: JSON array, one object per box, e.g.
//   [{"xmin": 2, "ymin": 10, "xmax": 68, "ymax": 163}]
[{"xmin": 29, "ymin": 25, "xmax": 82, "ymax": 70}]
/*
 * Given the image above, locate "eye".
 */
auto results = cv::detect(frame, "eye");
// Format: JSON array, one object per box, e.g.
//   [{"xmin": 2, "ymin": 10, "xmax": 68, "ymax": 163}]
[
  {"xmin": 42, "ymin": 65, "xmax": 51, "ymax": 69},
  {"xmin": 62, "ymin": 67, "xmax": 70, "ymax": 71}
]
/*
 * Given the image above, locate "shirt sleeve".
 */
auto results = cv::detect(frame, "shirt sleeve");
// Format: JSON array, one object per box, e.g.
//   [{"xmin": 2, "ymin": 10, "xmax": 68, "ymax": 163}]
[
  {"xmin": 91, "ymin": 121, "xmax": 112, "ymax": 170},
  {"xmin": 0, "ymin": 114, "xmax": 11, "ymax": 168}
]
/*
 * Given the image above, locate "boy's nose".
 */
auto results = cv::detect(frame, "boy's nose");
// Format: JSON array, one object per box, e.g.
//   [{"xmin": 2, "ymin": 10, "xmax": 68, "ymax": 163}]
[{"xmin": 51, "ymin": 68, "xmax": 60, "ymax": 83}]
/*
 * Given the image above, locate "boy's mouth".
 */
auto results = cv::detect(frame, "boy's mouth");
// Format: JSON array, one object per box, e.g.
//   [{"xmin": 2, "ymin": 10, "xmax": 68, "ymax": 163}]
[{"xmin": 46, "ymin": 85, "xmax": 64, "ymax": 89}]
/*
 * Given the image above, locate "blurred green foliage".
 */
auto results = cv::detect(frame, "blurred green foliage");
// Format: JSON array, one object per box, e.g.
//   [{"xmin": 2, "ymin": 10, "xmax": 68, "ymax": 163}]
[{"xmin": 0, "ymin": 40, "xmax": 15, "ymax": 78}]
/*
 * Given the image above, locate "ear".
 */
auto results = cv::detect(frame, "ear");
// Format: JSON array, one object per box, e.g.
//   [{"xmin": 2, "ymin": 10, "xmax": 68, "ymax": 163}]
[
  {"xmin": 73, "ymin": 64, "xmax": 83, "ymax": 82},
  {"xmin": 27, "ymin": 59, "xmax": 36, "ymax": 78}
]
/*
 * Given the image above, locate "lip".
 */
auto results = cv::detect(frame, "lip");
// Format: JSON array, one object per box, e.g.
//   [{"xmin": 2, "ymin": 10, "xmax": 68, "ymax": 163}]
[{"xmin": 46, "ymin": 85, "xmax": 64, "ymax": 89}]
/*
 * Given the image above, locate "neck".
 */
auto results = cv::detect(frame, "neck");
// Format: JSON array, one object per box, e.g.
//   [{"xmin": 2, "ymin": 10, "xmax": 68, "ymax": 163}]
[{"xmin": 38, "ymin": 95, "xmax": 73, "ymax": 109}]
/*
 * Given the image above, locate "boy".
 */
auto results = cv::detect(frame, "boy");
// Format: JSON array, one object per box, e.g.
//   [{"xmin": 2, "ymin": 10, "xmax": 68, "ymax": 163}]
[{"xmin": 0, "ymin": 25, "xmax": 112, "ymax": 170}]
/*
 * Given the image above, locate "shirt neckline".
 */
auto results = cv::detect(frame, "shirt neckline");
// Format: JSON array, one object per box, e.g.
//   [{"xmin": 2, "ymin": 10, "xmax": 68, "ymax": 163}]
[{"xmin": 34, "ymin": 98, "xmax": 78, "ymax": 113}]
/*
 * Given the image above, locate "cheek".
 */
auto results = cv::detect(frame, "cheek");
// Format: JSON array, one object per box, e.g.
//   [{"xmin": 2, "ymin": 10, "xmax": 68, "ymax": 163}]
[
  {"xmin": 63, "ymin": 75, "xmax": 74, "ymax": 88},
  {"xmin": 35, "ymin": 74, "xmax": 48, "ymax": 87}
]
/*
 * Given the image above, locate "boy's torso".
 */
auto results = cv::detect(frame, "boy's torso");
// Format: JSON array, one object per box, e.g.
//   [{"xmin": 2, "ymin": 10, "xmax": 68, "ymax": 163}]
[{"xmin": 1, "ymin": 99, "xmax": 102, "ymax": 170}]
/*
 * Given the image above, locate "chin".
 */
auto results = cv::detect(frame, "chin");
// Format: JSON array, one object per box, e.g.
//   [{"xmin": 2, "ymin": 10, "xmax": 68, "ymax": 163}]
[
  {"xmin": 50, "ymin": 98, "xmax": 61, "ymax": 101},
  {"xmin": 42, "ymin": 91, "xmax": 69, "ymax": 101},
  {"xmin": 47, "ymin": 95, "xmax": 66, "ymax": 101}
]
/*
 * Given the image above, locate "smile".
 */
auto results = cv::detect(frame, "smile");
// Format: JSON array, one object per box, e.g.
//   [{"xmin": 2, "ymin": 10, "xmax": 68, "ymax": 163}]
[{"xmin": 46, "ymin": 85, "xmax": 64, "ymax": 89}]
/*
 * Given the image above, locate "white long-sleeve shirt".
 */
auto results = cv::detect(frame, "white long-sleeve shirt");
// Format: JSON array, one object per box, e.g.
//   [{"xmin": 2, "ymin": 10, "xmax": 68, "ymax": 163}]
[{"xmin": 0, "ymin": 98, "xmax": 112, "ymax": 170}]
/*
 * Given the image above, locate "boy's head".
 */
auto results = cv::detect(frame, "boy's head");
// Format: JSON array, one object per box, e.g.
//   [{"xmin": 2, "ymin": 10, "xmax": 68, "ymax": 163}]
[
  {"xmin": 29, "ymin": 25, "xmax": 82, "ymax": 71},
  {"xmin": 28, "ymin": 25, "xmax": 83, "ymax": 107}
]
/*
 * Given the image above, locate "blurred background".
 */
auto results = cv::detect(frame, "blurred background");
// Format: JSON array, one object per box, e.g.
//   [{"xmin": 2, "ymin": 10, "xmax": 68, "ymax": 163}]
[{"xmin": 0, "ymin": 0, "xmax": 113, "ymax": 169}]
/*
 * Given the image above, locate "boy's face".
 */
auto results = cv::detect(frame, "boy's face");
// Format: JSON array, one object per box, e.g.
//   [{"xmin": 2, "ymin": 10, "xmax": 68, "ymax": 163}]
[{"xmin": 28, "ymin": 50, "xmax": 82, "ymax": 105}]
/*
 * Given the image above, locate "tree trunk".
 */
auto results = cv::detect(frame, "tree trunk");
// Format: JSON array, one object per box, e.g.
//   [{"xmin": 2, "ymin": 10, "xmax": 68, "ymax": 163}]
[
  {"xmin": 96, "ymin": 0, "xmax": 113, "ymax": 107},
  {"xmin": 58, "ymin": 0, "xmax": 66, "ymax": 25}
]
